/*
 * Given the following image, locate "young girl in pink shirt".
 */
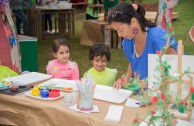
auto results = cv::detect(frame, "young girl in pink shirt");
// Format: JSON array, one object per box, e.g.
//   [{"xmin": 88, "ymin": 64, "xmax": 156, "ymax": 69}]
[{"xmin": 46, "ymin": 38, "xmax": 79, "ymax": 80}]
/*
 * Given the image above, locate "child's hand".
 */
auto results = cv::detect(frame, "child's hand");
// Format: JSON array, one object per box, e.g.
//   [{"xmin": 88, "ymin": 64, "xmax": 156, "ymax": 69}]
[{"xmin": 113, "ymin": 78, "xmax": 127, "ymax": 90}]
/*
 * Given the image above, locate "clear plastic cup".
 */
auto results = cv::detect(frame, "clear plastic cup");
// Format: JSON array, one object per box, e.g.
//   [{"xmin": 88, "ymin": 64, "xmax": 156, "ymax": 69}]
[{"xmin": 63, "ymin": 91, "xmax": 77, "ymax": 107}]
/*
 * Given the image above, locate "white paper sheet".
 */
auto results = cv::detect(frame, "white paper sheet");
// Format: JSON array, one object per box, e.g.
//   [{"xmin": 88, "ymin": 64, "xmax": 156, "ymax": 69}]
[
  {"xmin": 3, "ymin": 72, "xmax": 52, "ymax": 86},
  {"xmin": 125, "ymin": 98, "xmax": 141, "ymax": 108},
  {"xmin": 94, "ymin": 85, "xmax": 133, "ymax": 104},
  {"xmin": 105, "ymin": 105, "xmax": 123, "ymax": 123}
]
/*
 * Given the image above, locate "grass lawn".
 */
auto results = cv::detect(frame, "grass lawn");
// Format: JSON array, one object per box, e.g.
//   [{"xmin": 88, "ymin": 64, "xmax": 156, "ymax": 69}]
[{"xmin": 38, "ymin": 0, "xmax": 194, "ymax": 79}]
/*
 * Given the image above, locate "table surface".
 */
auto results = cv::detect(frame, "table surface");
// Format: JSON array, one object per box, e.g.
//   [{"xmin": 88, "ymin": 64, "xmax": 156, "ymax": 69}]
[{"xmin": 0, "ymin": 81, "xmax": 177, "ymax": 126}]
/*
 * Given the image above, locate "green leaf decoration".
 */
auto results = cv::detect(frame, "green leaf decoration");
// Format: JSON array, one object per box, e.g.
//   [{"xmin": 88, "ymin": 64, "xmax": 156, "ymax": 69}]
[
  {"xmin": 166, "ymin": 22, "xmax": 170, "ymax": 30},
  {"xmin": 162, "ymin": 3, "xmax": 167, "ymax": 10}
]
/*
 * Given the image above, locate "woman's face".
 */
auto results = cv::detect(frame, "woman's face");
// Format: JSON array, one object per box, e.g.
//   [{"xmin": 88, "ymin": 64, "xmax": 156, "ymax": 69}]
[{"xmin": 111, "ymin": 22, "xmax": 134, "ymax": 40}]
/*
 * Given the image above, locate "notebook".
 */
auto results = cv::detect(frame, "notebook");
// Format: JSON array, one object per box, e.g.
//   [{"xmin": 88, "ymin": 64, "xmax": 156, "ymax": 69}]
[
  {"xmin": 105, "ymin": 105, "xmax": 123, "ymax": 123},
  {"xmin": 2, "ymin": 72, "xmax": 52, "ymax": 86}
]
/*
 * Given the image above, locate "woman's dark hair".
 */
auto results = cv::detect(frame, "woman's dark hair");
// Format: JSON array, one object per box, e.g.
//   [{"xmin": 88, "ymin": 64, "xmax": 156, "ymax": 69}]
[
  {"xmin": 52, "ymin": 38, "xmax": 70, "ymax": 53},
  {"xmin": 89, "ymin": 43, "xmax": 111, "ymax": 62},
  {"xmin": 108, "ymin": 3, "xmax": 156, "ymax": 32},
  {"xmin": 93, "ymin": 0, "xmax": 102, "ymax": 15}
]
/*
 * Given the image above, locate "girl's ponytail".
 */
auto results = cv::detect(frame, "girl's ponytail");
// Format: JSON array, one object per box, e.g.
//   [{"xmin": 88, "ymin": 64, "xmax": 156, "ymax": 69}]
[{"xmin": 136, "ymin": 4, "xmax": 156, "ymax": 31}]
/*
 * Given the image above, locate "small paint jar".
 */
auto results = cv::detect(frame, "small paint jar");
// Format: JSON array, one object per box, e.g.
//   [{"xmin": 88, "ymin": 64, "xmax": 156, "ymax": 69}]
[
  {"xmin": 10, "ymin": 83, "xmax": 19, "ymax": 92},
  {"xmin": 31, "ymin": 87, "xmax": 40, "ymax": 96},
  {"xmin": 49, "ymin": 89, "xmax": 60, "ymax": 98},
  {"xmin": 40, "ymin": 89, "xmax": 49, "ymax": 98}
]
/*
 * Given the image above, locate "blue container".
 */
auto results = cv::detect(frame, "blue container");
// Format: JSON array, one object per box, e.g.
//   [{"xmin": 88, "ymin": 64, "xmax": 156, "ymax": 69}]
[{"xmin": 40, "ymin": 89, "xmax": 49, "ymax": 98}]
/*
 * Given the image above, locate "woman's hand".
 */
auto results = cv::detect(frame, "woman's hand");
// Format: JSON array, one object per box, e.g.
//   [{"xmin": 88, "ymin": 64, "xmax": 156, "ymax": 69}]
[
  {"xmin": 98, "ymin": 4, "xmax": 104, "ymax": 8},
  {"xmin": 113, "ymin": 78, "xmax": 127, "ymax": 90}
]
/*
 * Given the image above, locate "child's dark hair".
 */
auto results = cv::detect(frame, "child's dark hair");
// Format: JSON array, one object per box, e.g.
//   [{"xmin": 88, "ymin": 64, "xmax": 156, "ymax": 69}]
[
  {"xmin": 89, "ymin": 43, "xmax": 111, "ymax": 62},
  {"xmin": 52, "ymin": 38, "xmax": 70, "ymax": 53},
  {"xmin": 108, "ymin": 3, "xmax": 156, "ymax": 32}
]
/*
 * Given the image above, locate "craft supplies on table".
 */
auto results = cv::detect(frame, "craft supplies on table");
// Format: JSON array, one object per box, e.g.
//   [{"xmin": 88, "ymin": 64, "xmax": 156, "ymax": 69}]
[
  {"xmin": 24, "ymin": 90, "xmax": 64, "ymax": 100},
  {"xmin": 76, "ymin": 78, "xmax": 95, "ymax": 111},
  {"xmin": 0, "ymin": 86, "xmax": 31, "ymax": 95}
]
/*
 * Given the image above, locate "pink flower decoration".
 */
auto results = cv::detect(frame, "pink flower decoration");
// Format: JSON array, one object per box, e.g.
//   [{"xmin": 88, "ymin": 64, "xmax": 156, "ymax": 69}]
[
  {"xmin": 181, "ymin": 100, "xmax": 185, "ymax": 105},
  {"xmin": 161, "ymin": 94, "xmax": 165, "ymax": 100},
  {"xmin": 156, "ymin": 50, "xmax": 161, "ymax": 55},
  {"xmin": 190, "ymin": 87, "xmax": 194, "ymax": 92},
  {"xmin": 132, "ymin": 117, "xmax": 138, "ymax": 123},
  {"xmin": 152, "ymin": 111, "xmax": 156, "ymax": 115},
  {"xmin": 151, "ymin": 96, "xmax": 158, "ymax": 104},
  {"xmin": 168, "ymin": 27, "xmax": 173, "ymax": 32}
]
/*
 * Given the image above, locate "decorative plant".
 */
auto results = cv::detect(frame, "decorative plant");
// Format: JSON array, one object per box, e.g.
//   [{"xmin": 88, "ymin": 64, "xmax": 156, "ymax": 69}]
[{"xmin": 131, "ymin": 32, "xmax": 194, "ymax": 126}]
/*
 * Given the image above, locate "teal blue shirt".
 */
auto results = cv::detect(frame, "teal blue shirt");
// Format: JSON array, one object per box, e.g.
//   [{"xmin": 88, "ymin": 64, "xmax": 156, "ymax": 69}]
[{"xmin": 122, "ymin": 26, "xmax": 178, "ymax": 80}]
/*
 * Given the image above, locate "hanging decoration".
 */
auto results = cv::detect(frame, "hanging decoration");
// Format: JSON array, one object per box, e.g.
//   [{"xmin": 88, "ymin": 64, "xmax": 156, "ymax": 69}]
[
  {"xmin": 157, "ymin": 0, "xmax": 178, "ymax": 30},
  {"xmin": 0, "ymin": 0, "xmax": 9, "ymax": 6},
  {"xmin": 1, "ymin": 11, "xmax": 8, "ymax": 25},
  {"xmin": 0, "ymin": 1, "xmax": 21, "ymax": 72}
]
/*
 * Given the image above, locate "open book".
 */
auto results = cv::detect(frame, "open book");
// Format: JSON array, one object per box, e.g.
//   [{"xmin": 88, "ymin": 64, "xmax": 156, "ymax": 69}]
[{"xmin": 3, "ymin": 72, "xmax": 52, "ymax": 86}]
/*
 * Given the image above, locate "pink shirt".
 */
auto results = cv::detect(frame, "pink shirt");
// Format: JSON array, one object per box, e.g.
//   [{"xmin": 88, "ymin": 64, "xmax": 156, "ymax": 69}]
[{"xmin": 46, "ymin": 59, "xmax": 79, "ymax": 80}]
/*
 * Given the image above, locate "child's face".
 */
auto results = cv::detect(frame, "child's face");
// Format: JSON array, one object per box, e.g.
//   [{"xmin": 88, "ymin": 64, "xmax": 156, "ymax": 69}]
[
  {"xmin": 53, "ymin": 45, "xmax": 70, "ymax": 64},
  {"xmin": 92, "ymin": 55, "xmax": 107, "ymax": 72}
]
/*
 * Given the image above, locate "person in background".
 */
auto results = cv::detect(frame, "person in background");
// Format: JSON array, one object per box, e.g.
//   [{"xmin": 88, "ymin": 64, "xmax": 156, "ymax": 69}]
[
  {"xmin": 104, "ymin": 0, "xmax": 118, "ymax": 20},
  {"xmin": 86, "ymin": 0, "xmax": 104, "ymax": 20},
  {"xmin": 83, "ymin": 43, "xmax": 117, "ymax": 87},
  {"xmin": 41, "ymin": 0, "xmax": 56, "ymax": 33},
  {"xmin": 46, "ymin": 38, "xmax": 79, "ymax": 80},
  {"xmin": 107, "ymin": 3, "xmax": 178, "ymax": 89},
  {"xmin": 10, "ymin": 0, "xmax": 29, "ymax": 35}
]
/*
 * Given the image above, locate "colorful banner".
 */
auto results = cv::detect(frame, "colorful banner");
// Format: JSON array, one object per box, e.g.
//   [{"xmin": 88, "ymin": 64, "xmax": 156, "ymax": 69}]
[
  {"xmin": 0, "ymin": 2, "xmax": 21, "ymax": 72},
  {"xmin": 157, "ymin": 0, "xmax": 178, "ymax": 30}
]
